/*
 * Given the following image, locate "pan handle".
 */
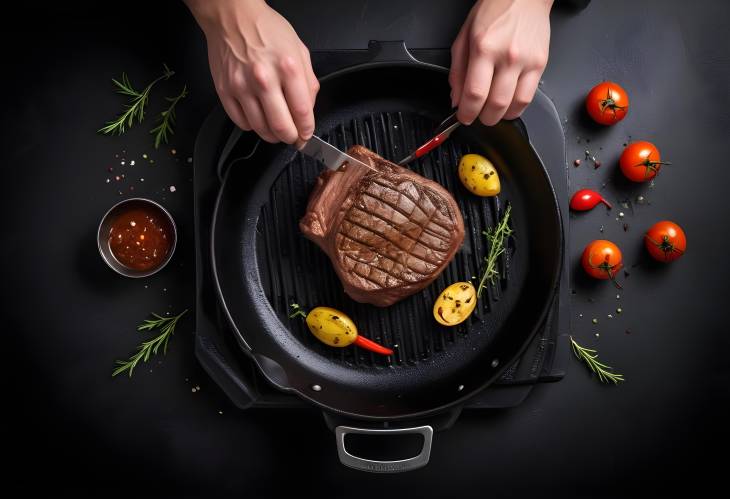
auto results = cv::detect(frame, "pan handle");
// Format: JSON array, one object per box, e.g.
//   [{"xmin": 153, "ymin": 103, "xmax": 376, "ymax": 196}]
[{"xmin": 335, "ymin": 425, "xmax": 433, "ymax": 473}]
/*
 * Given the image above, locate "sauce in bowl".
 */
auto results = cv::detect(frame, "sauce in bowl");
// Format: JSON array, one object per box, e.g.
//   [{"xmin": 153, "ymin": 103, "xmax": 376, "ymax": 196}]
[{"xmin": 108, "ymin": 206, "xmax": 173, "ymax": 271}]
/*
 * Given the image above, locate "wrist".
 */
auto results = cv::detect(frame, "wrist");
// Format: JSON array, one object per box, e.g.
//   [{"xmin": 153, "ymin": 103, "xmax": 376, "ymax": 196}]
[{"xmin": 185, "ymin": 0, "xmax": 268, "ymax": 33}]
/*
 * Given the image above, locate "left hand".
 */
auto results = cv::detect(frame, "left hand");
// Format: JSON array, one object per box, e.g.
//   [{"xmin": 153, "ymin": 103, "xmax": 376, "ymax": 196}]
[{"xmin": 450, "ymin": 0, "xmax": 554, "ymax": 126}]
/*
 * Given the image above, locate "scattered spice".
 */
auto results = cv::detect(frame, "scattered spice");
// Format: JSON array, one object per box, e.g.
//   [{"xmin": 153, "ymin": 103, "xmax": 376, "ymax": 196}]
[
  {"xmin": 617, "ymin": 308, "xmax": 622, "ymax": 314},
  {"xmin": 623, "ymin": 223, "xmax": 629, "ymax": 232},
  {"xmin": 574, "ymin": 159, "xmax": 581, "ymax": 166},
  {"xmin": 592, "ymin": 318, "xmax": 598, "ymax": 324}
]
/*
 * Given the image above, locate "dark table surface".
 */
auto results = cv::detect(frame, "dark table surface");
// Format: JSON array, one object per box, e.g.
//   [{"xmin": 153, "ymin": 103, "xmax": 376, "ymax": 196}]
[{"xmin": 2, "ymin": 0, "xmax": 728, "ymax": 497}]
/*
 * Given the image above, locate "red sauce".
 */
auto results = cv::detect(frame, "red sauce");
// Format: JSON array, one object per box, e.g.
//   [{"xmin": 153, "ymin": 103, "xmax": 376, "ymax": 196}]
[{"xmin": 108, "ymin": 207, "xmax": 173, "ymax": 271}]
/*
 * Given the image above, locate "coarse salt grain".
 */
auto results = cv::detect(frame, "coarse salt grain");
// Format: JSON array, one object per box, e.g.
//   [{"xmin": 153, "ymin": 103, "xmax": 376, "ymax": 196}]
[{"xmin": 169, "ymin": 185, "xmax": 176, "ymax": 192}]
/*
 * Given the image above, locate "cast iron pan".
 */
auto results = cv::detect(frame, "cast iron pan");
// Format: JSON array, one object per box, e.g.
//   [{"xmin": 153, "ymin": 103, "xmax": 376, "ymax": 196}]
[{"xmin": 211, "ymin": 42, "xmax": 563, "ymax": 471}]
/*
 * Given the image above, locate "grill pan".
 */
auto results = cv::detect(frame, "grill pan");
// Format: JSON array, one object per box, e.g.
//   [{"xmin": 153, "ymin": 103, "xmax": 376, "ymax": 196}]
[{"xmin": 210, "ymin": 42, "xmax": 563, "ymax": 471}]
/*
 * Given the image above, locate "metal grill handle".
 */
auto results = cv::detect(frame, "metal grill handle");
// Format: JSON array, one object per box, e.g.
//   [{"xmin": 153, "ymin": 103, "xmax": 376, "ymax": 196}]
[{"xmin": 335, "ymin": 425, "xmax": 433, "ymax": 473}]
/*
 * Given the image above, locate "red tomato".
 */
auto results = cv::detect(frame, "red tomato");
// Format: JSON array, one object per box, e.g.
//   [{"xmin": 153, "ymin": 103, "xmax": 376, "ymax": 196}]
[
  {"xmin": 585, "ymin": 82, "xmax": 629, "ymax": 125},
  {"xmin": 619, "ymin": 141, "xmax": 671, "ymax": 182},
  {"xmin": 645, "ymin": 221, "xmax": 686, "ymax": 263},
  {"xmin": 581, "ymin": 240, "xmax": 623, "ymax": 286}
]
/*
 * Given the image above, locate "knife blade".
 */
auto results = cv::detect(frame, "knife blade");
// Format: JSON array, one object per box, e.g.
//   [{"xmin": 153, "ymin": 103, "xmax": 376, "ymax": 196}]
[{"xmin": 299, "ymin": 135, "xmax": 375, "ymax": 172}]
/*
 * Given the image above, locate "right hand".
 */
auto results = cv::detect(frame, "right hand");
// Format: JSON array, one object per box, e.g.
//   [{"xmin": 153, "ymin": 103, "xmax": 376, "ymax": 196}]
[{"xmin": 186, "ymin": 0, "xmax": 319, "ymax": 144}]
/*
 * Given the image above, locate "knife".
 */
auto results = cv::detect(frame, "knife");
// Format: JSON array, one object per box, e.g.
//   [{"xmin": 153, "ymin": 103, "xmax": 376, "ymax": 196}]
[{"xmin": 299, "ymin": 135, "xmax": 376, "ymax": 172}]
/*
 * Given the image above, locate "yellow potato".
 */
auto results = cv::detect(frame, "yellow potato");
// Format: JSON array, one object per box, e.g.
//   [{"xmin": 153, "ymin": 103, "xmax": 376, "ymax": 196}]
[
  {"xmin": 305, "ymin": 306, "xmax": 357, "ymax": 347},
  {"xmin": 433, "ymin": 282, "xmax": 478, "ymax": 326},
  {"xmin": 458, "ymin": 154, "xmax": 500, "ymax": 197}
]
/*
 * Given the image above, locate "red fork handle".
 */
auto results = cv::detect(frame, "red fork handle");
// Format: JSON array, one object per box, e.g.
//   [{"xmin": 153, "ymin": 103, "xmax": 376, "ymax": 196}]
[
  {"xmin": 353, "ymin": 335, "xmax": 393, "ymax": 356},
  {"xmin": 414, "ymin": 130, "xmax": 450, "ymax": 159}
]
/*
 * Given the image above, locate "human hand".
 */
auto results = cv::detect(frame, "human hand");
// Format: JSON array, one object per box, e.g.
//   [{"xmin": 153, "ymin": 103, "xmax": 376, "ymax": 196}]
[
  {"xmin": 186, "ymin": 0, "xmax": 319, "ymax": 143},
  {"xmin": 450, "ymin": 0, "xmax": 553, "ymax": 126}
]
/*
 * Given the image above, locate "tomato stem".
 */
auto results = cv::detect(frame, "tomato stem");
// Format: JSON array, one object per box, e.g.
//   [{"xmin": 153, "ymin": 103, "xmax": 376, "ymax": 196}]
[{"xmin": 645, "ymin": 234, "xmax": 684, "ymax": 261}]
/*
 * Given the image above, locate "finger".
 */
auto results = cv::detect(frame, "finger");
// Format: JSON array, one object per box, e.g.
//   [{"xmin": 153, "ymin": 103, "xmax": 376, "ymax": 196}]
[
  {"xmin": 221, "ymin": 96, "xmax": 251, "ymax": 131},
  {"xmin": 503, "ymin": 70, "xmax": 542, "ymax": 120},
  {"xmin": 299, "ymin": 45, "xmax": 320, "ymax": 104},
  {"xmin": 259, "ymin": 87, "xmax": 299, "ymax": 144},
  {"xmin": 479, "ymin": 67, "xmax": 520, "ymax": 126},
  {"xmin": 239, "ymin": 95, "xmax": 277, "ymax": 143},
  {"xmin": 449, "ymin": 29, "xmax": 468, "ymax": 108},
  {"xmin": 281, "ymin": 57, "xmax": 315, "ymax": 140},
  {"xmin": 456, "ymin": 52, "xmax": 494, "ymax": 125}
]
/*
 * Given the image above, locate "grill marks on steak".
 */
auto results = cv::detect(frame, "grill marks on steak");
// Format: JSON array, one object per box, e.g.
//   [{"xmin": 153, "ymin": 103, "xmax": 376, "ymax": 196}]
[{"xmin": 300, "ymin": 145, "xmax": 464, "ymax": 307}]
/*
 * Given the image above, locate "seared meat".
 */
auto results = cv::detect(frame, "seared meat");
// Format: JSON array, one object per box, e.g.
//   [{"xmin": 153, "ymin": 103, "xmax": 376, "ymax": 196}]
[{"xmin": 300, "ymin": 145, "xmax": 464, "ymax": 307}]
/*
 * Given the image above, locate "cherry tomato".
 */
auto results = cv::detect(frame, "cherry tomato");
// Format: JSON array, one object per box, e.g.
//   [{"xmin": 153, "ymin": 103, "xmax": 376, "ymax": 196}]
[
  {"xmin": 644, "ymin": 221, "xmax": 686, "ymax": 263},
  {"xmin": 570, "ymin": 189, "xmax": 612, "ymax": 211},
  {"xmin": 585, "ymin": 81, "xmax": 629, "ymax": 125},
  {"xmin": 581, "ymin": 240, "xmax": 623, "ymax": 287},
  {"xmin": 619, "ymin": 141, "xmax": 671, "ymax": 182}
]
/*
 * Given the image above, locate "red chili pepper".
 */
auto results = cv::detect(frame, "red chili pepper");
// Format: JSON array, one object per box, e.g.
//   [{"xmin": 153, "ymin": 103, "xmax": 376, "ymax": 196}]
[
  {"xmin": 354, "ymin": 335, "xmax": 394, "ymax": 356},
  {"xmin": 570, "ymin": 189, "xmax": 612, "ymax": 211}
]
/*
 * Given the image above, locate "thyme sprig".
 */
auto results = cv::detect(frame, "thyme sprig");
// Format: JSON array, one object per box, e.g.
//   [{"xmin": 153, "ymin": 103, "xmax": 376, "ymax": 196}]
[
  {"xmin": 477, "ymin": 203, "xmax": 513, "ymax": 298},
  {"xmin": 98, "ymin": 64, "xmax": 175, "ymax": 136},
  {"xmin": 112, "ymin": 309, "xmax": 188, "ymax": 378},
  {"xmin": 289, "ymin": 303, "xmax": 307, "ymax": 319},
  {"xmin": 570, "ymin": 336, "xmax": 625, "ymax": 384},
  {"xmin": 150, "ymin": 85, "xmax": 188, "ymax": 149}
]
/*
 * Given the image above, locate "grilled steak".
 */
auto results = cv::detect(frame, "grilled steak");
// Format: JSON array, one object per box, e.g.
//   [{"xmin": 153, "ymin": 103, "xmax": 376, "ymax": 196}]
[{"xmin": 300, "ymin": 145, "xmax": 465, "ymax": 307}]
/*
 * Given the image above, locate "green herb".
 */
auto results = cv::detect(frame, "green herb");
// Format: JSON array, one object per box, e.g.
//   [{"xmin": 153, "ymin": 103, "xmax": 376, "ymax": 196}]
[
  {"xmin": 150, "ymin": 85, "xmax": 188, "ymax": 149},
  {"xmin": 98, "ymin": 64, "xmax": 175, "ymax": 136},
  {"xmin": 289, "ymin": 303, "xmax": 307, "ymax": 319},
  {"xmin": 112, "ymin": 309, "xmax": 187, "ymax": 378},
  {"xmin": 477, "ymin": 204, "xmax": 513, "ymax": 298},
  {"xmin": 570, "ymin": 336, "xmax": 624, "ymax": 384}
]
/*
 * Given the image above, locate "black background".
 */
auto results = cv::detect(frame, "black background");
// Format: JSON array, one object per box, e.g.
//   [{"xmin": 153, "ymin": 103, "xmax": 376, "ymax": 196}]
[{"xmin": 2, "ymin": 0, "xmax": 728, "ymax": 497}]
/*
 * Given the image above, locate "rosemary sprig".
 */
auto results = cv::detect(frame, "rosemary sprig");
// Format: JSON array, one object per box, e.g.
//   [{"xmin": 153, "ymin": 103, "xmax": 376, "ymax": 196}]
[
  {"xmin": 289, "ymin": 303, "xmax": 307, "ymax": 319},
  {"xmin": 570, "ymin": 336, "xmax": 625, "ymax": 384},
  {"xmin": 150, "ymin": 85, "xmax": 188, "ymax": 149},
  {"xmin": 112, "ymin": 309, "xmax": 188, "ymax": 378},
  {"xmin": 98, "ymin": 64, "xmax": 175, "ymax": 136},
  {"xmin": 477, "ymin": 203, "xmax": 513, "ymax": 298}
]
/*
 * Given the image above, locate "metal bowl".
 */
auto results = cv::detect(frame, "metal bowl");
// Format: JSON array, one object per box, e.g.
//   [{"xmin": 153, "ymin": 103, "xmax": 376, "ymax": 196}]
[{"xmin": 97, "ymin": 197, "xmax": 177, "ymax": 278}]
